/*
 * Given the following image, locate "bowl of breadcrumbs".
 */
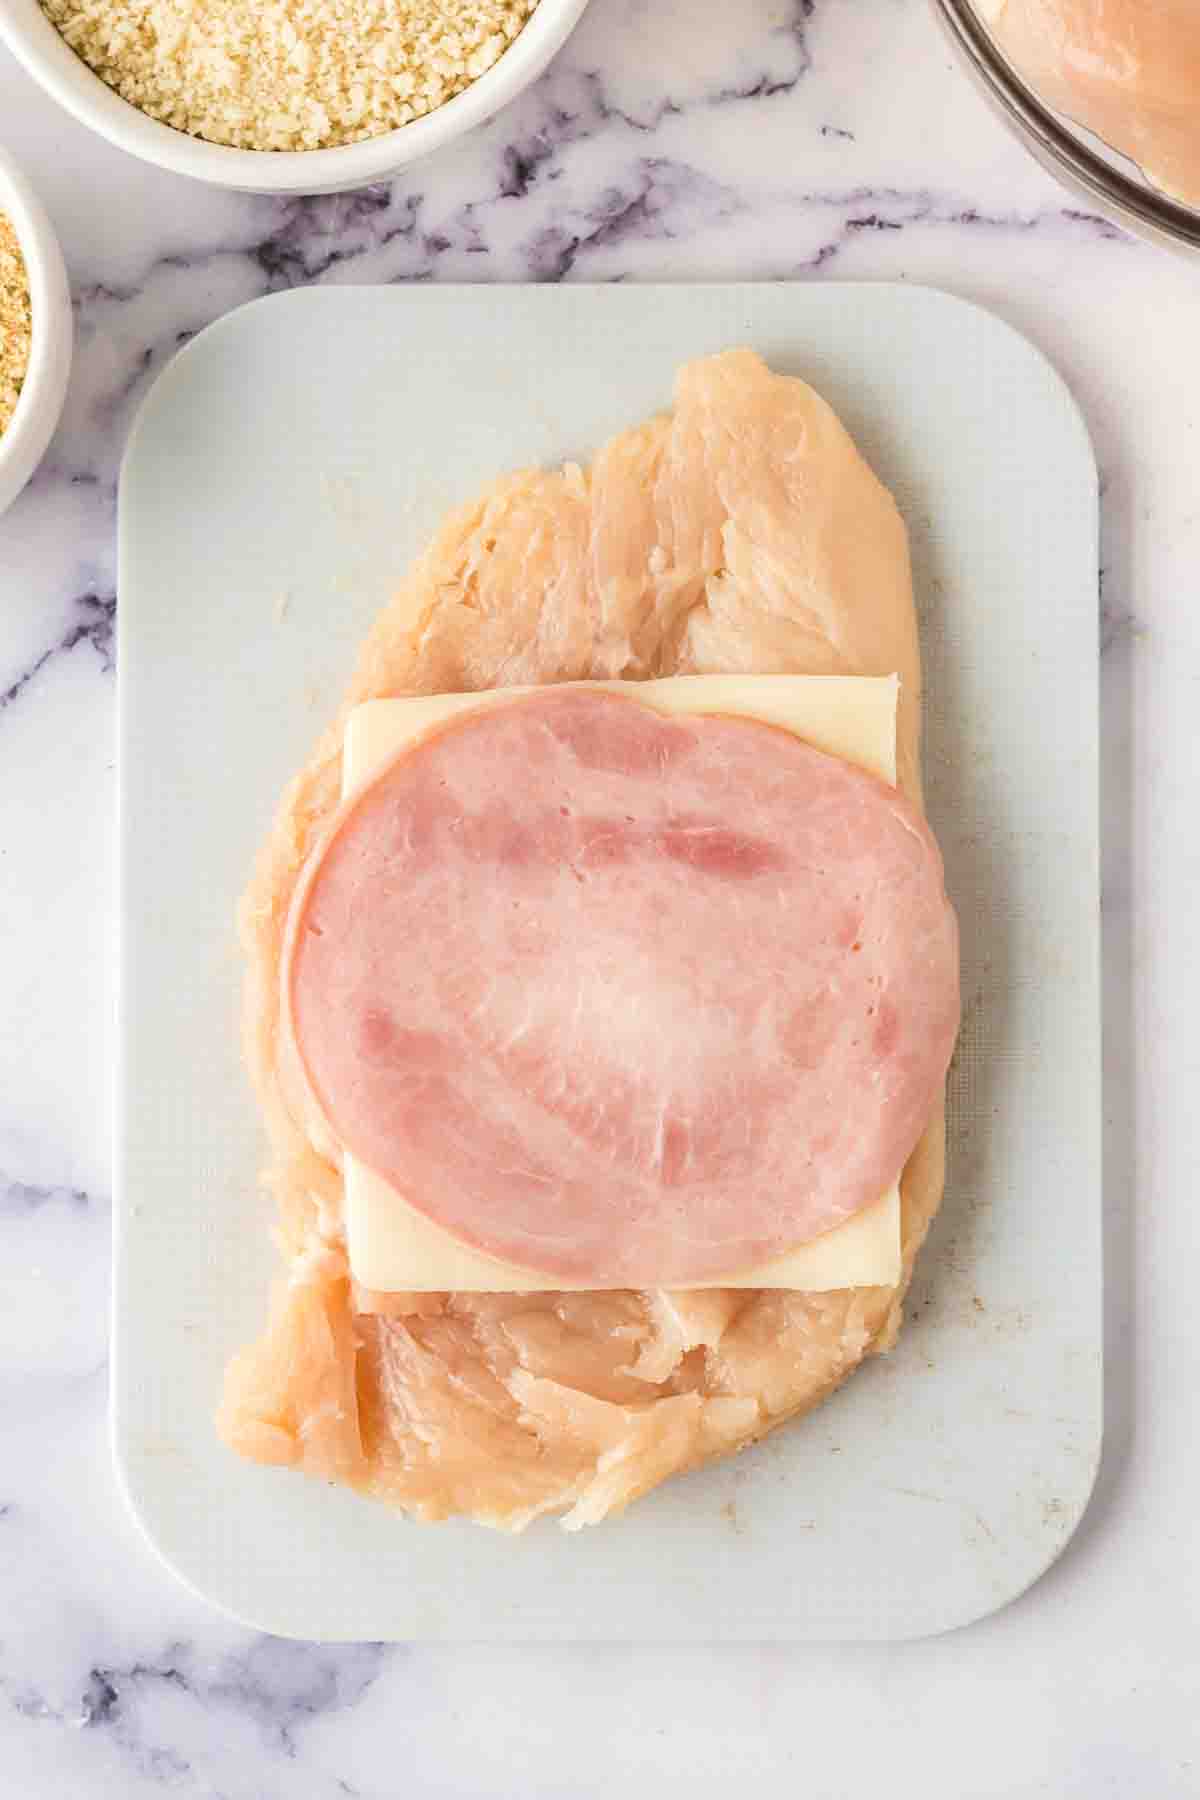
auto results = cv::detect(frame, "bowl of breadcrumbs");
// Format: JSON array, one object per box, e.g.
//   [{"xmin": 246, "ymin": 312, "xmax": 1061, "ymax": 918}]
[
  {"xmin": 0, "ymin": 0, "xmax": 592, "ymax": 193},
  {"xmin": 0, "ymin": 146, "xmax": 72, "ymax": 519}
]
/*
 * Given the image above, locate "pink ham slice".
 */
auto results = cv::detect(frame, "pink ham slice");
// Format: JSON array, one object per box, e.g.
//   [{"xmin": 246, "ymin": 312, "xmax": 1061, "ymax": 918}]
[{"xmin": 285, "ymin": 687, "xmax": 959, "ymax": 1288}]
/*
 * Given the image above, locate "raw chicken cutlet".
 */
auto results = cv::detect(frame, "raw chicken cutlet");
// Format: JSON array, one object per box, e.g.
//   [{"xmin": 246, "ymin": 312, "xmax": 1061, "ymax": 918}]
[{"xmin": 219, "ymin": 348, "xmax": 952, "ymax": 1531}]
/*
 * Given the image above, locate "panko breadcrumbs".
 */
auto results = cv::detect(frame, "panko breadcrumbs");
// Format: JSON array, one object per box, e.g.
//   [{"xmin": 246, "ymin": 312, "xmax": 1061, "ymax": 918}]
[
  {"xmin": 39, "ymin": 0, "xmax": 541, "ymax": 152},
  {"xmin": 0, "ymin": 213, "xmax": 33, "ymax": 439}
]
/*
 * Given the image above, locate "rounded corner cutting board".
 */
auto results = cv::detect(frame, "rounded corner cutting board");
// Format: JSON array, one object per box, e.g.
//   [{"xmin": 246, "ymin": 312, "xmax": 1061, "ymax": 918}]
[{"xmin": 114, "ymin": 284, "xmax": 1100, "ymax": 1644}]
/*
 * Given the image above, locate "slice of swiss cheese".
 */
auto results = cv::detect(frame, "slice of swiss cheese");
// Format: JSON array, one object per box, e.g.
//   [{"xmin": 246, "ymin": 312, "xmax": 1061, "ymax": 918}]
[{"xmin": 340, "ymin": 675, "xmax": 902, "ymax": 1294}]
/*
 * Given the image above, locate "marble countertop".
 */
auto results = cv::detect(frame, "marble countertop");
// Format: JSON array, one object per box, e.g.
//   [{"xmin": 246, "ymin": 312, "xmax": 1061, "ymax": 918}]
[{"xmin": 1, "ymin": 1, "xmax": 1197, "ymax": 1793}]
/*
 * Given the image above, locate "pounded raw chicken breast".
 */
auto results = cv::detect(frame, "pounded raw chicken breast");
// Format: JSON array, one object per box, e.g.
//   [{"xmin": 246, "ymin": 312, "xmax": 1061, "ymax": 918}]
[
  {"xmin": 218, "ymin": 349, "xmax": 948, "ymax": 1531},
  {"xmin": 982, "ymin": 0, "xmax": 1200, "ymax": 208}
]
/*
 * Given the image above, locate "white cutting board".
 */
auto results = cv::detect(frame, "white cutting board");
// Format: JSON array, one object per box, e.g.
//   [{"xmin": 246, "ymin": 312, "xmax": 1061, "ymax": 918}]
[{"xmin": 115, "ymin": 284, "xmax": 1100, "ymax": 1643}]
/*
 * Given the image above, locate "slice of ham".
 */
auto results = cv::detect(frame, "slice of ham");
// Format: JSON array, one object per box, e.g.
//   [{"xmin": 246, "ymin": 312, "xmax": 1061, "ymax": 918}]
[{"xmin": 285, "ymin": 686, "xmax": 958, "ymax": 1288}]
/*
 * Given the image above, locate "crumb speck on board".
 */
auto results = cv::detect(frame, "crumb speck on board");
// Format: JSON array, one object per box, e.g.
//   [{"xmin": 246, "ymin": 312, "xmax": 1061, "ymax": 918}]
[{"xmin": 1042, "ymin": 1496, "xmax": 1070, "ymax": 1529}]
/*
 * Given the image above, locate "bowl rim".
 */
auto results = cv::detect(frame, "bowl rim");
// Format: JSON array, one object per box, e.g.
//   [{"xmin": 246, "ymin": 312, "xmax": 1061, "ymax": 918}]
[
  {"xmin": 0, "ymin": 143, "xmax": 73, "ymax": 508},
  {"xmin": 931, "ymin": 0, "xmax": 1200, "ymax": 259},
  {"xmin": 0, "ymin": 0, "xmax": 592, "ymax": 195}
]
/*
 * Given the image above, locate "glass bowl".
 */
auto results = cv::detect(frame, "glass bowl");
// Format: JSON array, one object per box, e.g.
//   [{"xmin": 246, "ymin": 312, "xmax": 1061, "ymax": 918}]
[{"xmin": 932, "ymin": 0, "xmax": 1200, "ymax": 258}]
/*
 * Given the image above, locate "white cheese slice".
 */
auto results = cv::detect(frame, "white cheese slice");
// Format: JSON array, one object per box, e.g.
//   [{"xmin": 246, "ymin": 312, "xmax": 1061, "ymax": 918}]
[{"xmin": 340, "ymin": 675, "xmax": 903, "ymax": 1295}]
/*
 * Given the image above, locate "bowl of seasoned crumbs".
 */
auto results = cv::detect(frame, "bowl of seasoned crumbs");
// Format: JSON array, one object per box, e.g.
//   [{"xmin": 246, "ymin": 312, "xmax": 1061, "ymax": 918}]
[
  {"xmin": 0, "ymin": 0, "xmax": 591, "ymax": 194},
  {"xmin": 0, "ymin": 146, "xmax": 72, "ymax": 519}
]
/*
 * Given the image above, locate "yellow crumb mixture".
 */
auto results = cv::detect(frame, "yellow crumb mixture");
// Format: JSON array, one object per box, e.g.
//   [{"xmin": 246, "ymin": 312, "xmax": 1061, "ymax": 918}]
[
  {"xmin": 40, "ymin": 0, "xmax": 540, "ymax": 152},
  {"xmin": 0, "ymin": 213, "xmax": 33, "ymax": 439}
]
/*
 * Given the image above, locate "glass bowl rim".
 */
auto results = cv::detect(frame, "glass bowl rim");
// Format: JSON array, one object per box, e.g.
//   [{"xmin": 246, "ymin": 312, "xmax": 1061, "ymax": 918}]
[{"xmin": 931, "ymin": 0, "xmax": 1200, "ymax": 258}]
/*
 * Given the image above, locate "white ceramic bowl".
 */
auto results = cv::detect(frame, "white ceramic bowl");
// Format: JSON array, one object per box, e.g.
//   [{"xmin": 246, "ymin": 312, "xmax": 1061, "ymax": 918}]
[
  {"xmin": 0, "ymin": 144, "xmax": 72, "ymax": 519},
  {"xmin": 0, "ymin": 0, "xmax": 592, "ymax": 195}
]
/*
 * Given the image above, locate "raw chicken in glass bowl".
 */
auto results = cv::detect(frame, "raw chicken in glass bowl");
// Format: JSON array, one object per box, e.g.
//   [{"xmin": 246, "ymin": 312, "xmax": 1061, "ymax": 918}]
[{"xmin": 933, "ymin": 0, "xmax": 1200, "ymax": 257}]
